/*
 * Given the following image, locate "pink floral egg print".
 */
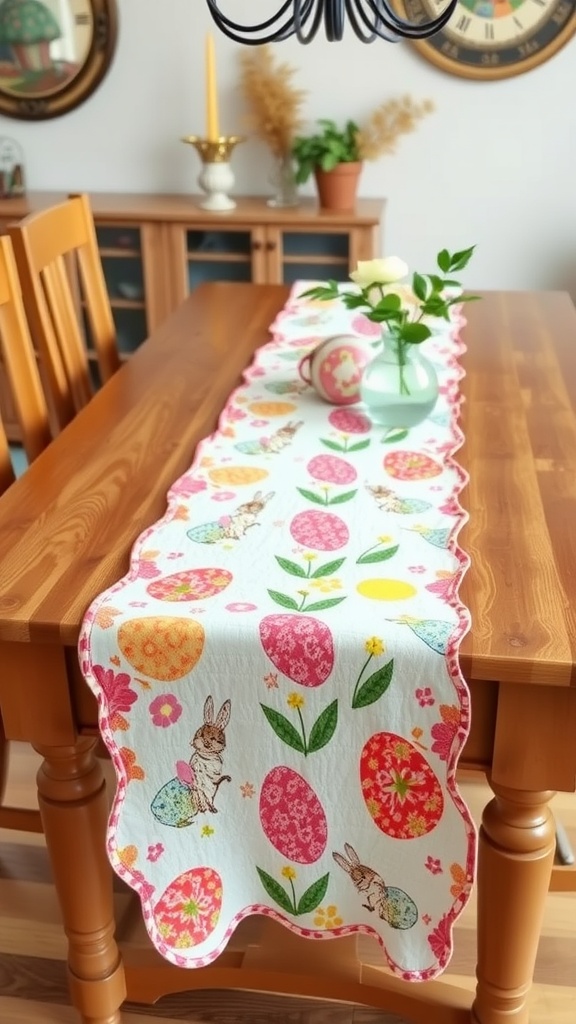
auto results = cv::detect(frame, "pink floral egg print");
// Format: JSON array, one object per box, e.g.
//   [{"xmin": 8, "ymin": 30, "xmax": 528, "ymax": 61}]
[
  {"xmin": 328, "ymin": 408, "xmax": 372, "ymax": 434},
  {"xmin": 360, "ymin": 732, "xmax": 444, "ymax": 840},
  {"xmin": 259, "ymin": 614, "xmax": 334, "ymax": 685},
  {"xmin": 146, "ymin": 568, "xmax": 232, "ymax": 603},
  {"xmin": 307, "ymin": 455, "xmax": 357, "ymax": 485},
  {"xmin": 351, "ymin": 313, "xmax": 382, "ymax": 338},
  {"xmin": 290, "ymin": 510, "xmax": 349, "ymax": 551},
  {"xmin": 383, "ymin": 451, "xmax": 442, "ymax": 481},
  {"xmin": 153, "ymin": 867, "xmax": 222, "ymax": 948},
  {"xmin": 260, "ymin": 766, "xmax": 328, "ymax": 863}
]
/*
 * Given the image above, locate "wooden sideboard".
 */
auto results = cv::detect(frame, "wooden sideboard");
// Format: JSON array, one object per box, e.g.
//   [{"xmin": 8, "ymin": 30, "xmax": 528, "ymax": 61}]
[{"xmin": 0, "ymin": 192, "xmax": 385, "ymax": 439}]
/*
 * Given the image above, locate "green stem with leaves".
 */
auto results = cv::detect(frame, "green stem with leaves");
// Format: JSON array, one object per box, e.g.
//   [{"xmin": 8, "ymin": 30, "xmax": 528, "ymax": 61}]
[
  {"xmin": 352, "ymin": 653, "xmax": 373, "ymax": 707},
  {"xmin": 296, "ymin": 707, "xmax": 308, "ymax": 756}
]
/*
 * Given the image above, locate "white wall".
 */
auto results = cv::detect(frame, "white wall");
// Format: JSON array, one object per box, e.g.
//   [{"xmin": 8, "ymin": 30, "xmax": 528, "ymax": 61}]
[{"xmin": 2, "ymin": 0, "xmax": 575, "ymax": 294}]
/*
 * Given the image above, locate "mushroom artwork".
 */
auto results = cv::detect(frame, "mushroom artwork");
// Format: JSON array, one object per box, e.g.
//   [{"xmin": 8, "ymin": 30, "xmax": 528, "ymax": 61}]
[{"xmin": 0, "ymin": 0, "xmax": 61, "ymax": 73}]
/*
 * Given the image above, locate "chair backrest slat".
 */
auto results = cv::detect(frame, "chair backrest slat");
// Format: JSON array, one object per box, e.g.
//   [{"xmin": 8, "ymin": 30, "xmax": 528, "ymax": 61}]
[
  {"xmin": 8, "ymin": 194, "xmax": 120, "ymax": 431},
  {"xmin": 0, "ymin": 234, "xmax": 52, "ymax": 487}
]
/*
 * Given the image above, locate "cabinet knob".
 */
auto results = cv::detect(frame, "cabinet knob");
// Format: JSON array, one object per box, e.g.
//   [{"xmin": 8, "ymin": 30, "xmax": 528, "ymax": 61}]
[
  {"xmin": 252, "ymin": 240, "xmax": 262, "ymax": 251},
  {"xmin": 266, "ymin": 240, "xmax": 276, "ymax": 252}
]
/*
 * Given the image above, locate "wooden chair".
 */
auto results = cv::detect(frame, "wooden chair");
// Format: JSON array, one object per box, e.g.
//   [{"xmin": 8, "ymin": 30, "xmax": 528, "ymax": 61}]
[
  {"xmin": 8, "ymin": 193, "xmax": 120, "ymax": 433},
  {"xmin": 0, "ymin": 234, "xmax": 53, "ymax": 831}
]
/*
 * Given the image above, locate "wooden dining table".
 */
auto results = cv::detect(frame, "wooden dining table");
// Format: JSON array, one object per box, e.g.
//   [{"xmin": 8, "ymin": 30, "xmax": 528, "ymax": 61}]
[{"xmin": 0, "ymin": 282, "xmax": 575, "ymax": 1024}]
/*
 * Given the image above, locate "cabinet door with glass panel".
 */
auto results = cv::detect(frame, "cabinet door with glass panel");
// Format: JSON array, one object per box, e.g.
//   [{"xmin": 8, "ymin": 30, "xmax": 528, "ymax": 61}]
[
  {"xmin": 167, "ymin": 223, "xmax": 268, "ymax": 306},
  {"xmin": 264, "ymin": 224, "xmax": 377, "ymax": 285}
]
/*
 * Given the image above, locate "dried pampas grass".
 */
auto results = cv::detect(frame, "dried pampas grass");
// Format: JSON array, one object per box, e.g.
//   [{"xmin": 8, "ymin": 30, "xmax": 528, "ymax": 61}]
[
  {"xmin": 239, "ymin": 45, "xmax": 307, "ymax": 158},
  {"xmin": 356, "ymin": 96, "xmax": 435, "ymax": 161}
]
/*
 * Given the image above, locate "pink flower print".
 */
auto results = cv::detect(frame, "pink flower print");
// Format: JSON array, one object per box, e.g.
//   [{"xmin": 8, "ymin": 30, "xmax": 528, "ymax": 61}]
[
  {"xmin": 351, "ymin": 313, "xmax": 381, "ymax": 337},
  {"xmin": 422, "ymin": 913, "xmax": 432, "ymax": 925},
  {"xmin": 147, "ymin": 843, "xmax": 165, "ymax": 862},
  {"xmin": 415, "ymin": 687, "xmax": 435, "ymax": 708},
  {"xmin": 93, "ymin": 665, "xmax": 138, "ymax": 730},
  {"xmin": 240, "ymin": 782, "xmax": 255, "ymax": 798},
  {"xmin": 263, "ymin": 672, "xmax": 279, "ymax": 689},
  {"xmin": 225, "ymin": 602, "xmax": 257, "ymax": 613},
  {"xmin": 136, "ymin": 560, "xmax": 161, "ymax": 579},
  {"xmin": 251, "ymin": 366, "xmax": 266, "ymax": 377},
  {"xmin": 408, "ymin": 565, "xmax": 426, "ymax": 574},
  {"xmin": 425, "ymin": 856, "xmax": 443, "ymax": 875},
  {"xmin": 431, "ymin": 705, "xmax": 460, "ymax": 761},
  {"xmin": 226, "ymin": 406, "xmax": 247, "ymax": 421},
  {"xmin": 149, "ymin": 694, "xmax": 183, "ymax": 728},
  {"xmin": 212, "ymin": 490, "xmax": 236, "ymax": 502},
  {"xmin": 250, "ymin": 419, "xmax": 268, "ymax": 427},
  {"xmin": 428, "ymin": 913, "xmax": 452, "ymax": 963},
  {"xmin": 171, "ymin": 476, "xmax": 207, "ymax": 497},
  {"xmin": 128, "ymin": 601, "xmax": 148, "ymax": 608},
  {"xmin": 429, "ymin": 484, "xmax": 443, "ymax": 492}
]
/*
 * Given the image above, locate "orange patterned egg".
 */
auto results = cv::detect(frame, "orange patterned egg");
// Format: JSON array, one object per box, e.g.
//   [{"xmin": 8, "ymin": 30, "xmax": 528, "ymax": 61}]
[
  {"xmin": 146, "ymin": 568, "xmax": 232, "ymax": 602},
  {"xmin": 208, "ymin": 466, "xmax": 269, "ymax": 486},
  {"xmin": 260, "ymin": 766, "xmax": 328, "ymax": 864},
  {"xmin": 248, "ymin": 401, "xmax": 297, "ymax": 417},
  {"xmin": 383, "ymin": 451, "xmax": 442, "ymax": 481},
  {"xmin": 117, "ymin": 616, "xmax": 204, "ymax": 681},
  {"xmin": 360, "ymin": 732, "xmax": 444, "ymax": 839},
  {"xmin": 259, "ymin": 613, "xmax": 334, "ymax": 685},
  {"xmin": 153, "ymin": 867, "xmax": 222, "ymax": 948}
]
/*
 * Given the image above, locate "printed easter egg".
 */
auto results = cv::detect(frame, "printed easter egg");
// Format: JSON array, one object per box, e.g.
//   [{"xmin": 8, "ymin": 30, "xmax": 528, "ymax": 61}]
[
  {"xmin": 248, "ymin": 401, "xmax": 297, "ymax": 417},
  {"xmin": 208, "ymin": 466, "xmax": 269, "ymax": 486},
  {"xmin": 307, "ymin": 454, "xmax": 357, "ymax": 485},
  {"xmin": 259, "ymin": 614, "xmax": 334, "ymax": 685},
  {"xmin": 118, "ymin": 617, "xmax": 205, "ymax": 681},
  {"xmin": 290, "ymin": 510, "xmax": 349, "ymax": 551},
  {"xmin": 260, "ymin": 766, "xmax": 328, "ymax": 863},
  {"xmin": 356, "ymin": 579, "xmax": 417, "ymax": 602},
  {"xmin": 146, "ymin": 568, "xmax": 232, "ymax": 602},
  {"xmin": 360, "ymin": 732, "xmax": 444, "ymax": 839},
  {"xmin": 151, "ymin": 777, "xmax": 199, "ymax": 827},
  {"xmin": 153, "ymin": 867, "xmax": 222, "ymax": 947},
  {"xmin": 383, "ymin": 451, "xmax": 442, "ymax": 481},
  {"xmin": 328, "ymin": 408, "xmax": 372, "ymax": 434}
]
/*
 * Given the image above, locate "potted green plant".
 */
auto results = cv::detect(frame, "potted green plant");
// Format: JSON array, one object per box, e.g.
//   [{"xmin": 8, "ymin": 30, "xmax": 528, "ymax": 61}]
[
  {"xmin": 292, "ymin": 97, "xmax": 435, "ymax": 212},
  {"xmin": 292, "ymin": 119, "xmax": 361, "ymax": 212}
]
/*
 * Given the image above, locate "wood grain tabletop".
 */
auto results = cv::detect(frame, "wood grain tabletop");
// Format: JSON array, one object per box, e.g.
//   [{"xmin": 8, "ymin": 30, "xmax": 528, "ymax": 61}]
[{"xmin": 0, "ymin": 283, "xmax": 575, "ymax": 688}]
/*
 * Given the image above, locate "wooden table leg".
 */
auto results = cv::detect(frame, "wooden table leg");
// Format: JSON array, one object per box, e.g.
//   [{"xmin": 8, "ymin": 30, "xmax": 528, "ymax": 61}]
[
  {"xmin": 35, "ymin": 737, "xmax": 126, "ymax": 1024},
  {"xmin": 472, "ymin": 782, "xmax": 555, "ymax": 1024}
]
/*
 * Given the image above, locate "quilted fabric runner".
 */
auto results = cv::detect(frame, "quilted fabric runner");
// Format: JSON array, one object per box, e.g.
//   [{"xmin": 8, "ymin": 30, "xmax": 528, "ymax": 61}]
[{"xmin": 80, "ymin": 282, "xmax": 475, "ymax": 981}]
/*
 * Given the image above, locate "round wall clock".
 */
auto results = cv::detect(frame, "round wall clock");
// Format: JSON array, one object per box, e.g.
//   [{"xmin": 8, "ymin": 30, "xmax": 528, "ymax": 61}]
[
  {"xmin": 398, "ymin": 0, "xmax": 576, "ymax": 79},
  {"xmin": 0, "ymin": 0, "xmax": 118, "ymax": 119}
]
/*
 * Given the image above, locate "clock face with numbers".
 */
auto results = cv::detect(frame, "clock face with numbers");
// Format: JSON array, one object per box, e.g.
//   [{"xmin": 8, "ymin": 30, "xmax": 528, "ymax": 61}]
[
  {"xmin": 399, "ymin": 0, "xmax": 576, "ymax": 79},
  {"xmin": 0, "ymin": 0, "xmax": 118, "ymax": 119}
]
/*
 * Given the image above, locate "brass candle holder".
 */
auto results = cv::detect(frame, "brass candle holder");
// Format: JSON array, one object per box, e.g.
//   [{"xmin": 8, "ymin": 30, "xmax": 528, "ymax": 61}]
[{"xmin": 181, "ymin": 135, "xmax": 244, "ymax": 212}]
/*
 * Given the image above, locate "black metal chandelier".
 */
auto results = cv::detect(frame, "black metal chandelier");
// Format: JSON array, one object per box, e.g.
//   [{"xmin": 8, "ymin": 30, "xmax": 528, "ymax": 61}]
[{"xmin": 205, "ymin": 0, "xmax": 458, "ymax": 44}]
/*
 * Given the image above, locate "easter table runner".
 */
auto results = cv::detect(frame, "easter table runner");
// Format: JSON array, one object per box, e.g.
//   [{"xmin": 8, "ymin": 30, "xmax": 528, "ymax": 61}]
[{"xmin": 80, "ymin": 282, "xmax": 475, "ymax": 981}]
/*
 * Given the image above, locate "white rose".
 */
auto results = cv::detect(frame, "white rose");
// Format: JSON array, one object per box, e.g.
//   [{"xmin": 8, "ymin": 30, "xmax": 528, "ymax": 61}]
[{"xmin": 350, "ymin": 256, "xmax": 409, "ymax": 288}]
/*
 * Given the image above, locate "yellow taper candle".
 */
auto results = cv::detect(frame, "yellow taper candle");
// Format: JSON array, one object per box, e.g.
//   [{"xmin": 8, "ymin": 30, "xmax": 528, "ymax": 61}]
[{"xmin": 205, "ymin": 33, "xmax": 220, "ymax": 142}]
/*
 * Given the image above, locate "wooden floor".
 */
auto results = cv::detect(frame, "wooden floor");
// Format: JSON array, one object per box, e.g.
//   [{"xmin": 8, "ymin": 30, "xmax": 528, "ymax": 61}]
[{"xmin": 1, "ymin": 746, "xmax": 576, "ymax": 1023}]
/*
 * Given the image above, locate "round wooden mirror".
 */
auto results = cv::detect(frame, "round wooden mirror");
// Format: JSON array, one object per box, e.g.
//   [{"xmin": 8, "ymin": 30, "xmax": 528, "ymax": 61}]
[{"xmin": 0, "ymin": 0, "xmax": 118, "ymax": 120}]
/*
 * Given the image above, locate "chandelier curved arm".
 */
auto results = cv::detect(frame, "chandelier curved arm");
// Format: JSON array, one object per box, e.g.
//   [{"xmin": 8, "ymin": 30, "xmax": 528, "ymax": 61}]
[
  {"xmin": 344, "ymin": 0, "xmax": 400, "ymax": 42},
  {"xmin": 205, "ymin": 0, "xmax": 459, "ymax": 42},
  {"xmin": 205, "ymin": 0, "xmax": 314, "ymax": 43},
  {"xmin": 358, "ymin": 0, "xmax": 458, "ymax": 38}
]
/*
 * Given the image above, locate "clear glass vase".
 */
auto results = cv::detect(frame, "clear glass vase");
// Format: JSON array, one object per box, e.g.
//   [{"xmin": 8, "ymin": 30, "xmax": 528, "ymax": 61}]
[
  {"xmin": 360, "ymin": 332, "xmax": 439, "ymax": 429},
  {"xmin": 267, "ymin": 153, "xmax": 299, "ymax": 208}
]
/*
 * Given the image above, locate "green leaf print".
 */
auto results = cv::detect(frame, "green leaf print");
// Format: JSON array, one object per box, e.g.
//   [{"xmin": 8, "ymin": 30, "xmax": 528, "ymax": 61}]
[
  {"xmin": 352, "ymin": 659, "xmax": 394, "ymax": 709},
  {"xmin": 310, "ymin": 557, "xmax": 345, "ymax": 578},
  {"xmin": 347, "ymin": 439, "xmax": 370, "ymax": 452},
  {"xmin": 256, "ymin": 868, "xmax": 295, "ymax": 914},
  {"xmin": 268, "ymin": 590, "xmax": 299, "ymax": 610},
  {"xmin": 356, "ymin": 545, "xmax": 400, "ymax": 565},
  {"xmin": 297, "ymin": 873, "xmax": 330, "ymax": 915},
  {"xmin": 328, "ymin": 490, "xmax": 357, "ymax": 505},
  {"xmin": 260, "ymin": 705, "xmax": 305, "ymax": 753},
  {"xmin": 297, "ymin": 487, "xmax": 327, "ymax": 505},
  {"xmin": 382, "ymin": 428, "xmax": 409, "ymax": 445},
  {"xmin": 275, "ymin": 556, "xmax": 307, "ymax": 578},
  {"xmin": 304, "ymin": 597, "xmax": 347, "ymax": 612},
  {"xmin": 308, "ymin": 699, "xmax": 338, "ymax": 754},
  {"xmin": 321, "ymin": 439, "xmax": 345, "ymax": 452}
]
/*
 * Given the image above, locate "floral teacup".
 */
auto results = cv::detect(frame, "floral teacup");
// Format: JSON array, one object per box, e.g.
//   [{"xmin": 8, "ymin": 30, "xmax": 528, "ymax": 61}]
[{"xmin": 297, "ymin": 334, "xmax": 373, "ymax": 406}]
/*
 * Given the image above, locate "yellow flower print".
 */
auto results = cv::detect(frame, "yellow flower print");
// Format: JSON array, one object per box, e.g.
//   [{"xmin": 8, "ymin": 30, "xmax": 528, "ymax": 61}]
[
  {"xmin": 309, "ymin": 578, "xmax": 342, "ymax": 593},
  {"xmin": 281, "ymin": 865, "xmax": 297, "ymax": 880},
  {"xmin": 201, "ymin": 825, "xmax": 215, "ymax": 837},
  {"xmin": 302, "ymin": 552, "xmax": 317, "ymax": 562},
  {"xmin": 378, "ymin": 535, "xmax": 393, "ymax": 544},
  {"xmin": 364, "ymin": 636, "xmax": 385, "ymax": 656},
  {"xmin": 313, "ymin": 904, "xmax": 344, "ymax": 928},
  {"xmin": 287, "ymin": 692, "xmax": 305, "ymax": 709}
]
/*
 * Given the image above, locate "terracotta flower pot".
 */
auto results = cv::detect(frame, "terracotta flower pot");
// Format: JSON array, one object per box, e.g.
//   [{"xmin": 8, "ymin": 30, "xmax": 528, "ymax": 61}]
[{"xmin": 314, "ymin": 162, "xmax": 363, "ymax": 212}]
